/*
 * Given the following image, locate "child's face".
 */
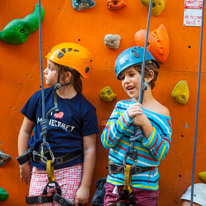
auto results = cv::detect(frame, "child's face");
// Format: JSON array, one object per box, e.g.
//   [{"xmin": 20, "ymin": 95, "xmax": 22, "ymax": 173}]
[
  {"xmin": 119, "ymin": 66, "xmax": 141, "ymax": 99},
  {"xmin": 44, "ymin": 60, "xmax": 58, "ymax": 86}
]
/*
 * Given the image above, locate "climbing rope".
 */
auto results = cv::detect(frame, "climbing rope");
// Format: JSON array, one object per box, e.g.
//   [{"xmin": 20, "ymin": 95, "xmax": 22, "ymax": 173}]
[
  {"xmin": 190, "ymin": 0, "xmax": 205, "ymax": 205},
  {"xmin": 125, "ymin": 0, "xmax": 153, "ymax": 167},
  {"xmin": 121, "ymin": 1, "xmax": 154, "ymax": 204},
  {"xmin": 37, "ymin": 0, "xmax": 48, "ymax": 151},
  {"xmin": 137, "ymin": 0, "xmax": 153, "ymax": 105}
]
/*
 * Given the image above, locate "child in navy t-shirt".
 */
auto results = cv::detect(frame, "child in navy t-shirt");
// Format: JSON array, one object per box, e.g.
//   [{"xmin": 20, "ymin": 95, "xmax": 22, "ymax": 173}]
[{"xmin": 18, "ymin": 43, "xmax": 99, "ymax": 205}]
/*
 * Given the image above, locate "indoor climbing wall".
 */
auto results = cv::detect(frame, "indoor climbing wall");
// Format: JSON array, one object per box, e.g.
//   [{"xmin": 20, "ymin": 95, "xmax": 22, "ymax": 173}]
[{"xmin": 0, "ymin": 0, "xmax": 206, "ymax": 205}]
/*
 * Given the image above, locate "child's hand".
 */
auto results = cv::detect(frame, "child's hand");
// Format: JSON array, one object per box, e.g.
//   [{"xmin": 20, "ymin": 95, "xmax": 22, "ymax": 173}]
[
  {"xmin": 19, "ymin": 162, "xmax": 32, "ymax": 184},
  {"xmin": 130, "ymin": 104, "xmax": 153, "ymax": 139},
  {"xmin": 75, "ymin": 185, "xmax": 90, "ymax": 206},
  {"xmin": 128, "ymin": 103, "xmax": 148, "ymax": 127},
  {"xmin": 127, "ymin": 103, "xmax": 143, "ymax": 119}
]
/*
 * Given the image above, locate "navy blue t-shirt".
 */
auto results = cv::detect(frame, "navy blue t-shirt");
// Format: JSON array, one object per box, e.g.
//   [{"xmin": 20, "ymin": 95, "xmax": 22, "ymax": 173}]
[{"xmin": 21, "ymin": 87, "xmax": 99, "ymax": 170}]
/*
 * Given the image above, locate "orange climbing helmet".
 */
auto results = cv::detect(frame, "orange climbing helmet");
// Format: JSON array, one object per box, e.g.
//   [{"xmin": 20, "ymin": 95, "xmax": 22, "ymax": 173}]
[{"xmin": 46, "ymin": 42, "xmax": 92, "ymax": 78}]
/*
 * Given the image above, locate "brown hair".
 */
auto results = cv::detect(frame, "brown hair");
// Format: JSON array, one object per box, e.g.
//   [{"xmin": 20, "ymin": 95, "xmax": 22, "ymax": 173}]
[
  {"xmin": 57, "ymin": 64, "xmax": 82, "ymax": 93},
  {"xmin": 133, "ymin": 61, "xmax": 159, "ymax": 89}
]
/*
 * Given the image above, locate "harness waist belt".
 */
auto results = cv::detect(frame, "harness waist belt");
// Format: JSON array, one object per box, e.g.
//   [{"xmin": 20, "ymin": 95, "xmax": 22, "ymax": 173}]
[
  {"xmin": 109, "ymin": 162, "xmax": 153, "ymax": 175},
  {"xmin": 16, "ymin": 148, "xmax": 82, "ymax": 166},
  {"xmin": 53, "ymin": 193, "xmax": 74, "ymax": 206},
  {"xmin": 26, "ymin": 195, "xmax": 53, "ymax": 204}
]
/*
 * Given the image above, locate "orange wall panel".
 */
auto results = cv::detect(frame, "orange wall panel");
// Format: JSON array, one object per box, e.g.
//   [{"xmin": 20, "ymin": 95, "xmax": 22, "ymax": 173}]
[{"xmin": 0, "ymin": 0, "xmax": 206, "ymax": 205}]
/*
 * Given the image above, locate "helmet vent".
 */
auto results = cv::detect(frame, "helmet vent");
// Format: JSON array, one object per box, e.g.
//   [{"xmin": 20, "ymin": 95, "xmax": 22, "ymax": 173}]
[
  {"xmin": 58, "ymin": 52, "xmax": 64, "ymax": 58},
  {"xmin": 133, "ymin": 52, "xmax": 140, "ymax": 58},
  {"xmin": 68, "ymin": 48, "xmax": 72, "ymax": 51},
  {"xmin": 74, "ymin": 49, "xmax": 79, "ymax": 52},
  {"xmin": 61, "ymin": 48, "xmax": 66, "ymax": 53},
  {"xmin": 85, "ymin": 67, "xmax": 90, "ymax": 73}
]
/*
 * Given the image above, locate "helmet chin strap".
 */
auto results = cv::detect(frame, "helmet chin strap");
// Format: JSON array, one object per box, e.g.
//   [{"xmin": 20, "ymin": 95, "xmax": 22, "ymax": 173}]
[
  {"xmin": 54, "ymin": 65, "xmax": 72, "ymax": 90},
  {"xmin": 53, "ymin": 65, "xmax": 71, "ymax": 117}
]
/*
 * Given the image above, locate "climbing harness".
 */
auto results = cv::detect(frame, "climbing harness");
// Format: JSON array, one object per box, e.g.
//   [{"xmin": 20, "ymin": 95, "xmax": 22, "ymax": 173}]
[
  {"xmin": 108, "ymin": 161, "xmax": 154, "ymax": 206},
  {"xmin": 16, "ymin": 1, "xmax": 83, "ymax": 205},
  {"xmin": 25, "ymin": 181, "xmax": 75, "ymax": 205},
  {"xmin": 108, "ymin": 161, "xmax": 153, "ymax": 176},
  {"xmin": 190, "ymin": 0, "xmax": 205, "ymax": 205},
  {"xmin": 17, "ymin": 148, "xmax": 82, "ymax": 167}
]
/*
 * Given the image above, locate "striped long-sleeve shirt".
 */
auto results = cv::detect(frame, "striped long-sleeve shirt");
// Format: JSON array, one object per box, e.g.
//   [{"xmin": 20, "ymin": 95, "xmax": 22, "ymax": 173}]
[{"xmin": 101, "ymin": 98, "xmax": 172, "ymax": 191}]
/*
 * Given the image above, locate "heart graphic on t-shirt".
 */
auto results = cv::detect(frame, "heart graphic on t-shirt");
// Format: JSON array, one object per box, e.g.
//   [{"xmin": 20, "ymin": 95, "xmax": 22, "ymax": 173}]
[{"xmin": 54, "ymin": 112, "xmax": 64, "ymax": 119}]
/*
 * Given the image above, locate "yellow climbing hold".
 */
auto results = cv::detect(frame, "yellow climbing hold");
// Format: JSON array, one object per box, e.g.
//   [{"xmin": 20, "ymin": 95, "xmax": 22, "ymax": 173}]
[
  {"xmin": 198, "ymin": 171, "xmax": 206, "ymax": 183},
  {"xmin": 171, "ymin": 80, "xmax": 189, "ymax": 105},
  {"xmin": 140, "ymin": 0, "xmax": 165, "ymax": 17},
  {"xmin": 100, "ymin": 86, "xmax": 117, "ymax": 102}
]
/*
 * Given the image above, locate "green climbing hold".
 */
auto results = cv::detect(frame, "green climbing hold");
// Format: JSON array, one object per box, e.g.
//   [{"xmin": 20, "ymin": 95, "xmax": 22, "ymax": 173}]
[
  {"xmin": 0, "ymin": 188, "xmax": 9, "ymax": 201},
  {"xmin": 0, "ymin": 3, "xmax": 45, "ymax": 44}
]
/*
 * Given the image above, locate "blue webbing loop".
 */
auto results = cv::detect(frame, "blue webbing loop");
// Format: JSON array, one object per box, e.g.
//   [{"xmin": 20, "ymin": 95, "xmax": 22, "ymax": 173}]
[{"xmin": 190, "ymin": 1, "xmax": 205, "ymax": 205}]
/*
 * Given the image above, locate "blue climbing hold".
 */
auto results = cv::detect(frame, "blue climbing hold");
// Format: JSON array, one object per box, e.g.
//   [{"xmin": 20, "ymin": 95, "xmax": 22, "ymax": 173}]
[
  {"xmin": 72, "ymin": 0, "xmax": 96, "ymax": 11},
  {"xmin": 0, "ymin": 150, "xmax": 11, "ymax": 166}
]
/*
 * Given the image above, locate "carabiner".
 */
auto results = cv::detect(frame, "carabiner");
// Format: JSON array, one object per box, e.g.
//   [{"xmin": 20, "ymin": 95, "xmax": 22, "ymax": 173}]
[
  {"xmin": 123, "ymin": 146, "xmax": 138, "ymax": 167},
  {"xmin": 40, "ymin": 141, "xmax": 55, "ymax": 164}
]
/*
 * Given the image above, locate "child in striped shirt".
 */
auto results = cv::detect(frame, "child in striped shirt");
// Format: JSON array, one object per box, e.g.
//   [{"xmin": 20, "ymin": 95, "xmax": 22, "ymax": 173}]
[{"xmin": 101, "ymin": 46, "xmax": 172, "ymax": 206}]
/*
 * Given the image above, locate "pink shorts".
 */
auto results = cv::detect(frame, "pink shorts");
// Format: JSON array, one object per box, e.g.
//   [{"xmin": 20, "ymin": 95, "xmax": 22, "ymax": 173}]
[
  {"xmin": 104, "ymin": 182, "xmax": 159, "ymax": 206},
  {"xmin": 29, "ymin": 164, "xmax": 83, "ymax": 206}
]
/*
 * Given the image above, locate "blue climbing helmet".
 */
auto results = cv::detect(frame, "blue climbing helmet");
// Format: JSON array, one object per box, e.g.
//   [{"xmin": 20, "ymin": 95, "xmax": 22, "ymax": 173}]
[{"xmin": 115, "ymin": 46, "xmax": 160, "ymax": 80}]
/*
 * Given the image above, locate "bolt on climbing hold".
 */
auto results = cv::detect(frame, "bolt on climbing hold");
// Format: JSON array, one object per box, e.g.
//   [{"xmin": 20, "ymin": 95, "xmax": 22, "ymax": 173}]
[
  {"xmin": 140, "ymin": 0, "xmax": 165, "ymax": 16},
  {"xmin": 0, "ymin": 4, "xmax": 45, "ymax": 44},
  {"xmin": 104, "ymin": 34, "xmax": 121, "ymax": 49},
  {"xmin": 0, "ymin": 150, "xmax": 11, "ymax": 166},
  {"xmin": 171, "ymin": 80, "xmax": 189, "ymax": 105},
  {"xmin": 134, "ymin": 24, "xmax": 169, "ymax": 63},
  {"xmin": 185, "ymin": 122, "xmax": 189, "ymax": 128},
  {"xmin": 72, "ymin": 0, "xmax": 96, "ymax": 11},
  {"xmin": 107, "ymin": 0, "xmax": 126, "ymax": 9},
  {"xmin": 99, "ymin": 86, "xmax": 117, "ymax": 102}
]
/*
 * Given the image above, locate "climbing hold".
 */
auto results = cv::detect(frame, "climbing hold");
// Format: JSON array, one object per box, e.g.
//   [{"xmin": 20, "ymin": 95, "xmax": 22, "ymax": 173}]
[
  {"xmin": 134, "ymin": 24, "xmax": 169, "ymax": 63},
  {"xmin": 72, "ymin": 0, "xmax": 96, "ymax": 11},
  {"xmin": 107, "ymin": 0, "xmax": 126, "ymax": 9},
  {"xmin": 0, "ymin": 4, "xmax": 44, "ymax": 44},
  {"xmin": 140, "ymin": 0, "xmax": 165, "ymax": 16},
  {"xmin": 171, "ymin": 80, "xmax": 189, "ymax": 105},
  {"xmin": 0, "ymin": 188, "xmax": 9, "ymax": 201},
  {"xmin": 198, "ymin": 172, "xmax": 206, "ymax": 183},
  {"xmin": 0, "ymin": 150, "xmax": 11, "ymax": 166},
  {"xmin": 99, "ymin": 86, "xmax": 117, "ymax": 102},
  {"xmin": 104, "ymin": 34, "xmax": 121, "ymax": 49}
]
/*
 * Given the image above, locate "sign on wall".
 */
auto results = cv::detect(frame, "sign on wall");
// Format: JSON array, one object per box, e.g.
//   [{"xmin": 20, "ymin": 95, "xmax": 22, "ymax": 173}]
[
  {"xmin": 184, "ymin": 0, "xmax": 202, "ymax": 26},
  {"xmin": 184, "ymin": 0, "xmax": 203, "ymax": 8}
]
